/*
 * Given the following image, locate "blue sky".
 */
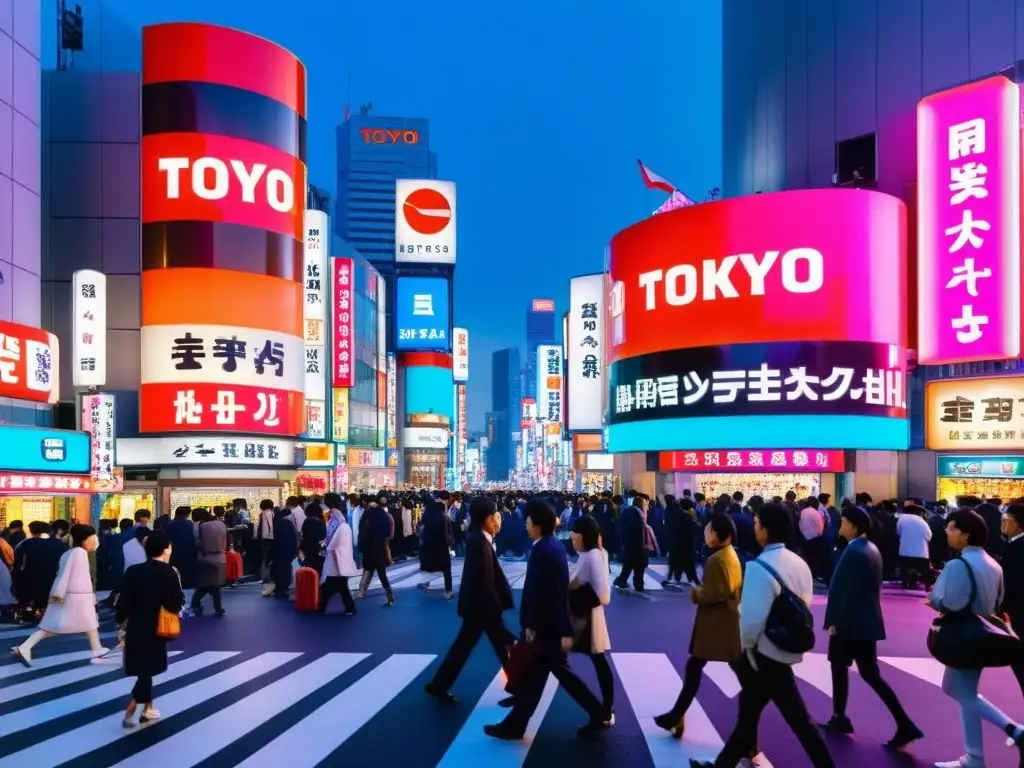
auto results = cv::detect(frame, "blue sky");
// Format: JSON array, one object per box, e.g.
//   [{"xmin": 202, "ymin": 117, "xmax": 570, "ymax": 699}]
[{"xmin": 44, "ymin": 0, "xmax": 723, "ymax": 431}]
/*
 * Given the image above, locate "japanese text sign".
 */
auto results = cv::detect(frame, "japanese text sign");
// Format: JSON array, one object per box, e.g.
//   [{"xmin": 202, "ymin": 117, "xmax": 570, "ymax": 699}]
[
  {"xmin": 917, "ymin": 76, "xmax": 1022, "ymax": 365},
  {"xmin": 332, "ymin": 258, "xmax": 355, "ymax": 387},
  {"xmin": 568, "ymin": 274, "xmax": 604, "ymax": 431},
  {"xmin": 81, "ymin": 393, "xmax": 116, "ymax": 481},
  {"xmin": 0, "ymin": 319, "xmax": 59, "ymax": 405},
  {"xmin": 304, "ymin": 210, "xmax": 328, "ymax": 321},
  {"xmin": 0, "ymin": 426, "xmax": 90, "ymax": 474},
  {"xmin": 452, "ymin": 327, "xmax": 469, "ymax": 382},
  {"xmin": 139, "ymin": 382, "xmax": 305, "ymax": 435},
  {"xmin": 659, "ymin": 449, "xmax": 845, "ymax": 473},
  {"xmin": 386, "ymin": 354, "xmax": 397, "ymax": 449},
  {"xmin": 72, "ymin": 270, "xmax": 107, "ymax": 388},
  {"xmin": 333, "ymin": 387, "xmax": 349, "ymax": 443},
  {"xmin": 536, "ymin": 345, "xmax": 563, "ymax": 423},
  {"xmin": 396, "ymin": 277, "xmax": 450, "ymax": 351},
  {"xmin": 117, "ymin": 435, "xmax": 297, "ymax": 466},
  {"xmin": 0, "ymin": 473, "xmax": 93, "ymax": 493},
  {"xmin": 925, "ymin": 376, "xmax": 1024, "ymax": 450}
]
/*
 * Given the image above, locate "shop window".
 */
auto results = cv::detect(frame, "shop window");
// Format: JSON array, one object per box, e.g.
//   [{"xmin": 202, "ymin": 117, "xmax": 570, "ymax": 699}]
[{"xmin": 835, "ymin": 133, "xmax": 876, "ymax": 187}]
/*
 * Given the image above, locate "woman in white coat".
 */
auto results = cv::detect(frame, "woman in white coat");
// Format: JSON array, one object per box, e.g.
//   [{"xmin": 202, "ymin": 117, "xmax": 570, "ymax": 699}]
[
  {"xmin": 569, "ymin": 515, "xmax": 614, "ymax": 723},
  {"xmin": 13, "ymin": 524, "xmax": 107, "ymax": 666},
  {"xmin": 318, "ymin": 493, "xmax": 360, "ymax": 616}
]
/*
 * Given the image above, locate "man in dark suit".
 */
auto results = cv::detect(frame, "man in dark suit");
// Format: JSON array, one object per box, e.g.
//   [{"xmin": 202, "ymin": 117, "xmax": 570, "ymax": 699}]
[
  {"xmin": 613, "ymin": 494, "xmax": 649, "ymax": 592},
  {"xmin": 1000, "ymin": 504, "xmax": 1024, "ymax": 697},
  {"xmin": 425, "ymin": 497, "xmax": 515, "ymax": 703},
  {"xmin": 484, "ymin": 500, "xmax": 606, "ymax": 740},
  {"xmin": 820, "ymin": 506, "xmax": 921, "ymax": 747}
]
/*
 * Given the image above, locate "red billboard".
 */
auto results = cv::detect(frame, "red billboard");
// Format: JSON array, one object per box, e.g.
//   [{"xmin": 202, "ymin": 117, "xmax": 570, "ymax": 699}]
[
  {"xmin": 608, "ymin": 189, "xmax": 907, "ymax": 363},
  {"xmin": 139, "ymin": 23, "xmax": 307, "ymax": 438},
  {"xmin": 532, "ymin": 299, "xmax": 555, "ymax": 312},
  {"xmin": 0, "ymin": 319, "xmax": 59, "ymax": 405},
  {"xmin": 332, "ymin": 258, "xmax": 355, "ymax": 387}
]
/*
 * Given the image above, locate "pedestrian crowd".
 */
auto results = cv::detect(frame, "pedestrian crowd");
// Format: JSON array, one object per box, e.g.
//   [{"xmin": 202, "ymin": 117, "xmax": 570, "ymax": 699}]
[{"xmin": 2, "ymin": 487, "xmax": 1024, "ymax": 767}]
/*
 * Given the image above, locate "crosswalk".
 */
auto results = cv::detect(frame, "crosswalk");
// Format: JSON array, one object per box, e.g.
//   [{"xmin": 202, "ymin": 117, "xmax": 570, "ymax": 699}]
[{"xmin": 0, "ymin": 643, "xmax": 954, "ymax": 768}]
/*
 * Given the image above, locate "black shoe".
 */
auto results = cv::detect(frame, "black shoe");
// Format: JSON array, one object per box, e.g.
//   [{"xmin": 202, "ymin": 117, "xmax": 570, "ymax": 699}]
[
  {"xmin": 213, "ymin": 609, "xmax": 226, "ymax": 618},
  {"xmin": 577, "ymin": 718, "xmax": 611, "ymax": 737},
  {"xmin": 885, "ymin": 723, "xmax": 923, "ymax": 749},
  {"xmin": 1004, "ymin": 722, "xmax": 1024, "ymax": 751},
  {"xmin": 483, "ymin": 723, "xmax": 524, "ymax": 741},
  {"xmin": 654, "ymin": 712, "xmax": 684, "ymax": 738},
  {"xmin": 689, "ymin": 761, "xmax": 714, "ymax": 768},
  {"xmin": 384, "ymin": 595, "xmax": 396, "ymax": 607},
  {"xmin": 497, "ymin": 696, "xmax": 515, "ymax": 708},
  {"xmin": 819, "ymin": 715, "xmax": 854, "ymax": 734},
  {"xmin": 424, "ymin": 683, "xmax": 458, "ymax": 704}
]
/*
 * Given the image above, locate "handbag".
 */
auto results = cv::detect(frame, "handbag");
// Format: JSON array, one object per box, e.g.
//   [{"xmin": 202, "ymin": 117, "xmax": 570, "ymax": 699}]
[
  {"xmin": 156, "ymin": 566, "xmax": 183, "ymax": 640},
  {"xmin": 927, "ymin": 558, "xmax": 1021, "ymax": 669},
  {"xmin": 751, "ymin": 559, "xmax": 816, "ymax": 654},
  {"xmin": 504, "ymin": 641, "xmax": 538, "ymax": 696}
]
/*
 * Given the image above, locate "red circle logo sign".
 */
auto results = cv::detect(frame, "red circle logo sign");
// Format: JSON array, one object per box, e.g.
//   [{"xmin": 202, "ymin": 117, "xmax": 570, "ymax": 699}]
[{"xmin": 403, "ymin": 188, "xmax": 452, "ymax": 235}]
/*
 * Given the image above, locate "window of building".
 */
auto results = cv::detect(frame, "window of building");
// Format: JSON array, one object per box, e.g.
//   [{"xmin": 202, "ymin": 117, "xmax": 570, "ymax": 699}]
[{"xmin": 835, "ymin": 133, "xmax": 876, "ymax": 187}]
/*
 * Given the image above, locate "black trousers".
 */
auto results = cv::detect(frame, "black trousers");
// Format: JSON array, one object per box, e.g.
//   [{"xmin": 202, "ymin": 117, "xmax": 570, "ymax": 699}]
[
  {"xmin": 588, "ymin": 652, "xmax": 615, "ymax": 714},
  {"xmin": 359, "ymin": 566, "xmax": 393, "ymax": 598},
  {"xmin": 667, "ymin": 655, "xmax": 708, "ymax": 718},
  {"xmin": 503, "ymin": 647, "xmax": 603, "ymax": 732},
  {"xmin": 613, "ymin": 550, "xmax": 648, "ymax": 591},
  {"xmin": 898, "ymin": 556, "xmax": 934, "ymax": 589},
  {"xmin": 319, "ymin": 576, "xmax": 356, "ymax": 614},
  {"xmin": 191, "ymin": 585, "xmax": 222, "ymax": 613},
  {"xmin": 432, "ymin": 617, "xmax": 514, "ymax": 692},
  {"xmin": 829, "ymin": 638, "xmax": 913, "ymax": 728},
  {"xmin": 132, "ymin": 674, "xmax": 154, "ymax": 704},
  {"xmin": 668, "ymin": 545, "xmax": 701, "ymax": 584},
  {"xmin": 714, "ymin": 652, "xmax": 835, "ymax": 768}
]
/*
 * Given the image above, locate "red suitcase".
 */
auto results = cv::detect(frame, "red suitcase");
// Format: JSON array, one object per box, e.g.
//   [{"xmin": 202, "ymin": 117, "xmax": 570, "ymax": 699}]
[
  {"xmin": 225, "ymin": 550, "xmax": 243, "ymax": 585},
  {"xmin": 294, "ymin": 567, "xmax": 319, "ymax": 612}
]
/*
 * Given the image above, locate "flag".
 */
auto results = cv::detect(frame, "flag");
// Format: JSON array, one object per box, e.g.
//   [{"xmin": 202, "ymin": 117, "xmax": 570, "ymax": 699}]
[
  {"xmin": 638, "ymin": 159, "xmax": 677, "ymax": 194},
  {"xmin": 343, "ymin": 104, "xmax": 351, "ymax": 121}
]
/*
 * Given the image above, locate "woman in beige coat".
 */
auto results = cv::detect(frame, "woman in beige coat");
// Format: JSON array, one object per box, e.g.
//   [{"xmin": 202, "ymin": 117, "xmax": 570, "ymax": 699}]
[
  {"xmin": 569, "ymin": 515, "xmax": 614, "ymax": 723},
  {"xmin": 655, "ymin": 512, "xmax": 743, "ymax": 738}
]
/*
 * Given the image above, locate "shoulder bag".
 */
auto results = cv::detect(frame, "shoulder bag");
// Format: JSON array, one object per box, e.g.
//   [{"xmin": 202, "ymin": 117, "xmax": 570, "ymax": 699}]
[
  {"xmin": 156, "ymin": 566, "xmax": 182, "ymax": 640},
  {"xmin": 751, "ymin": 559, "xmax": 816, "ymax": 654},
  {"xmin": 926, "ymin": 558, "xmax": 1020, "ymax": 669}
]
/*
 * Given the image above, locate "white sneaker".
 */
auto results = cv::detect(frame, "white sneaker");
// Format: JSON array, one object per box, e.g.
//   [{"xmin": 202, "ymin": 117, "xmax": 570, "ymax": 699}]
[
  {"xmin": 140, "ymin": 707, "xmax": 161, "ymax": 722},
  {"xmin": 88, "ymin": 647, "xmax": 110, "ymax": 663},
  {"xmin": 935, "ymin": 758, "xmax": 980, "ymax": 768}
]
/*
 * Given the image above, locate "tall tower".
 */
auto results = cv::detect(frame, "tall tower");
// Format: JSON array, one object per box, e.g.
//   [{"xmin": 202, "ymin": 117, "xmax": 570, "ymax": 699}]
[{"xmin": 525, "ymin": 299, "xmax": 556, "ymax": 400}]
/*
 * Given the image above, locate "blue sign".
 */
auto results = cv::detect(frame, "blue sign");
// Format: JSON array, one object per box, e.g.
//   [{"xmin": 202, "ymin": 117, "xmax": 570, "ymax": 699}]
[
  {"xmin": 0, "ymin": 426, "xmax": 91, "ymax": 474},
  {"xmin": 396, "ymin": 277, "xmax": 450, "ymax": 351}
]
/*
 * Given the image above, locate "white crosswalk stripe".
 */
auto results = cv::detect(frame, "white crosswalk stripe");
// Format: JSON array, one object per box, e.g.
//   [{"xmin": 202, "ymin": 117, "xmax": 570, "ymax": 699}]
[{"xmin": 0, "ymin": 647, "xmax": 946, "ymax": 766}]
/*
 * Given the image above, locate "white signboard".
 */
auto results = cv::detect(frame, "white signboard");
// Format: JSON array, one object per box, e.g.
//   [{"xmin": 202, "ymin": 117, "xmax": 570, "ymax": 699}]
[
  {"xmin": 452, "ymin": 327, "xmax": 469, "ymax": 382},
  {"xmin": 304, "ymin": 211, "xmax": 328, "ymax": 321},
  {"xmin": 81, "ymin": 393, "xmax": 115, "ymax": 481},
  {"xmin": 72, "ymin": 270, "xmax": 107, "ymax": 388},
  {"xmin": 306, "ymin": 401, "xmax": 326, "ymax": 440},
  {"xmin": 568, "ymin": 274, "xmax": 605, "ymax": 431},
  {"xmin": 304, "ymin": 346, "xmax": 325, "ymax": 399},
  {"xmin": 536, "ymin": 344, "xmax": 563, "ymax": 423},
  {"xmin": 395, "ymin": 179, "xmax": 457, "ymax": 264},
  {"xmin": 403, "ymin": 427, "xmax": 449, "ymax": 449},
  {"xmin": 303, "ymin": 211, "xmax": 328, "ymax": 434},
  {"xmin": 117, "ymin": 436, "xmax": 298, "ymax": 467}
]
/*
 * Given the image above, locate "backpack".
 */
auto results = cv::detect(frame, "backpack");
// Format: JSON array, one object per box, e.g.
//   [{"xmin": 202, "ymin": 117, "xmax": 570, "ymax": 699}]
[{"xmin": 751, "ymin": 559, "xmax": 816, "ymax": 654}]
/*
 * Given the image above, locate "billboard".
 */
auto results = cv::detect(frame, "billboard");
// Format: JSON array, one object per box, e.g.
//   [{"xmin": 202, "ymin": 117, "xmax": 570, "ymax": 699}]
[
  {"xmin": 607, "ymin": 189, "xmax": 907, "ymax": 452},
  {"xmin": 536, "ymin": 345, "xmax": 563, "ymax": 423},
  {"xmin": 458, "ymin": 383, "xmax": 467, "ymax": 473},
  {"xmin": 395, "ymin": 180, "xmax": 456, "ymax": 264},
  {"xmin": 924, "ymin": 376, "xmax": 1024, "ymax": 451},
  {"xmin": 331, "ymin": 258, "xmax": 355, "ymax": 387},
  {"xmin": 0, "ymin": 426, "xmax": 90, "ymax": 474},
  {"xmin": 332, "ymin": 387, "xmax": 349, "ymax": 443},
  {"xmin": 452, "ymin": 327, "xmax": 469, "ymax": 382},
  {"xmin": 532, "ymin": 299, "xmax": 555, "ymax": 313},
  {"xmin": 303, "ymin": 211, "xmax": 327, "ymax": 439},
  {"xmin": 72, "ymin": 270, "xmax": 106, "ymax": 388},
  {"xmin": 140, "ymin": 23, "xmax": 307, "ymax": 440},
  {"xmin": 386, "ymin": 353, "xmax": 397, "ymax": 449},
  {"xmin": 568, "ymin": 274, "xmax": 604, "ymax": 431},
  {"xmin": 659, "ymin": 449, "xmax": 845, "ymax": 472},
  {"xmin": 521, "ymin": 398, "xmax": 537, "ymax": 429},
  {"xmin": 81, "ymin": 393, "xmax": 116, "ymax": 481},
  {"xmin": 0, "ymin": 319, "xmax": 59, "ymax": 405},
  {"xmin": 396, "ymin": 278, "xmax": 450, "ymax": 351},
  {"xmin": 917, "ymin": 76, "xmax": 1021, "ymax": 365}
]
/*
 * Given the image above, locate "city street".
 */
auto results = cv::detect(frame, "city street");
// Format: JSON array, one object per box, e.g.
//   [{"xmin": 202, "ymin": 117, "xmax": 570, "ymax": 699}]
[{"xmin": 0, "ymin": 559, "xmax": 1021, "ymax": 767}]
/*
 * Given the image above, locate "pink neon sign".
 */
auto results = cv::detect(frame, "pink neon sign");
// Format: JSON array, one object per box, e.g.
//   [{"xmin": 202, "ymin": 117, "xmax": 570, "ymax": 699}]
[{"xmin": 917, "ymin": 76, "xmax": 1022, "ymax": 365}]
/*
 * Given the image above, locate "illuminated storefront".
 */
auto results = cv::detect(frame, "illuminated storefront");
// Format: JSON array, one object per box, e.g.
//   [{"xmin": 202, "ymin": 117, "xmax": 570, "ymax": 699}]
[
  {"xmin": 348, "ymin": 447, "xmax": 392, "ymax": 490},
  {"xmin": 605, "ymin": 189, "xmax": 909, "ymax": 497},
  {"xmin": 0, "ymin": 427, "xmax": 97, "ymax": 526},
  {"xmin": 403, "ymin": 414, "xmax": 450, "ymax": 488},
  {"xmin": 289, "ymin": 443, "xmax": 336, "ymax": 497}
]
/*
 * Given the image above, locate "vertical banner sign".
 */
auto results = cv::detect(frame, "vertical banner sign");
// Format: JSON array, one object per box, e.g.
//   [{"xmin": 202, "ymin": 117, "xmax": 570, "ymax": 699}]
[
  {"xmin": 303, "ymin": 211, "xmax": 328, "ymax": 439},
  {"xmin": 377, "ymin": 275, "xmax": 387, "ymax": 373},
  {"xmin": 81, "ymin": 393, "xmax": 116, "ymax": 481},
  {"xmin": 568, "ymin": 274, "xmax": 605, "ymax": 431},
  {"xmin": 386, "ymin": 353, "xmax": 397, "ymax": 449},
  {"xmin": 917, "ymin": 76, "xmax": 1022, "ymax": 365},
  {"xmin": 536, "ymin": 344, "xmax": 563, "ymax": 423},
  {"xmin": 72, "ymin": 270, "xmax": 107, "ymax": 388},
  {"xmin": 458, "ymin": 384, "xmax": 467, "ymax": 476},
  {"xmin": 332, "ymin": 387, "xmax": 349, "ymax": 443},
  {"xmin": 332, "ymin": 258, "xmax": 355, "ymax": 387},
  {"xmin": 452, "ymin": 327, "xmax": 469, "ymax": 382}
]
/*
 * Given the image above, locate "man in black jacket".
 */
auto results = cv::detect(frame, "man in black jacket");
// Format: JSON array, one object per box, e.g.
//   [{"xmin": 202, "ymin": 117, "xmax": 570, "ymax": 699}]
[
  {"xmin": 613, "ymin": 495, "xmax": 649, "ymax": 592},
  {"xmin": 1000, "ymin": 504, "xmax": 1024, "ymax": 697},
  {"xmin": 820, "ymin": 506, "xmax": 922, "ymax": 747},
  {"xmin": 425, "ymin": 497, "xmax": 514, "ymax": 702}
]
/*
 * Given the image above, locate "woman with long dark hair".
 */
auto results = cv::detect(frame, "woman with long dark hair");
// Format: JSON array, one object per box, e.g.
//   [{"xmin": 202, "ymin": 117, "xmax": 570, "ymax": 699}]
[{"xmin": 271, "ymin": 507, "xmax": 299, "ymax": 597}]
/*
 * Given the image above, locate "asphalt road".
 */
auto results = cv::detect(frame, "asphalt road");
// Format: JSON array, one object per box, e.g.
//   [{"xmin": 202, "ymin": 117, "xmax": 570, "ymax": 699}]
[{"xmin": 0, "ymin": 558, "xmax": 1021, "ymax": 767}]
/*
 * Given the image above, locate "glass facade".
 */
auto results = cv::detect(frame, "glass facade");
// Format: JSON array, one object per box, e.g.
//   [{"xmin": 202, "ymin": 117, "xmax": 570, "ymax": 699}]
[{"xmin": 347, "ymin": 256, "xmax": 385, "ymax": 449}]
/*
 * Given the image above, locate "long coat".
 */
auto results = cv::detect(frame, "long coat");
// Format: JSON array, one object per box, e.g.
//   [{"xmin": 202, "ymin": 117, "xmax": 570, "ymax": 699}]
[
  {"xmin": 689, "ymin": 545, "xmax": 743, "ymax": 662},
  {"xmin": 196, "ymin": 520, "xmax": 227, "ymax": 588},
  {"xmin": 116, "ymin": 559, "xmax": 185, "ymax": 678},
  {"xmin": 321, "ymin": 515, "xmax": 360, "ymax": 581},
  {"xmin": 167, "ymin": 517, "xmax": 199, "ymax": 589},
  {"xmin": 359, "ymin": 506, "xmax": 392, "ymax": 571},
  {"xmin": 418, "ymin": 505, "xmax": 452, "ymax": 574},
  {"xmin": 38, "ymin": 547, "xmax": 98, "ymax": 634}
]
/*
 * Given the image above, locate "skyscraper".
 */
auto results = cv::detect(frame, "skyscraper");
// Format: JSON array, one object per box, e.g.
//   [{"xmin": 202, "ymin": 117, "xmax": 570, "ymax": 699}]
[
  {"xmin": 488, "ymin": 347, "xmax": 522, "ymax": 482},
  {"xmin": 525, "ymin": 299, "xmax": 557, "ymax": 400}
]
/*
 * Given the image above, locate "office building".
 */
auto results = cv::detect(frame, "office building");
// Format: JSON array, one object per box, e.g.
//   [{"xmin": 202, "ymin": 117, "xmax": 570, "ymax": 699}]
[
  {"xmin": 307, "ymin": 184, "xmax": 332, "ymax": 215},
  {"xmin": 488, "ymin": 347, "xmax": 521, "ymax": 482},
  {"xmin": 525, "ymin": 299, "xmax": 556, "ymax": 400}
]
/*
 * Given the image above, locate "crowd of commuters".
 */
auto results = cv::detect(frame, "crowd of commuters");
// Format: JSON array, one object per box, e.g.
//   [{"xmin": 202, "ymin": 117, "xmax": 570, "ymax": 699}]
[{"xmin": 2, "ymin": 486, "xmax": 1024, "ymax": 766}]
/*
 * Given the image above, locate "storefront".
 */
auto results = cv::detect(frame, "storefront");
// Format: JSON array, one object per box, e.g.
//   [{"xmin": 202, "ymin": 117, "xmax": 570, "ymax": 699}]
[
  {"xmin": 576, "ymin": 452, "xmax": 614, "ymax": 494},
  {"xmin": 402, "ymin": 425, "xmax": 449, "ymax": 488},
  {"xmin": 115, "ymin": 435, "xmax": 302, "ymax": 516},
  {"xmin": 0, "ymin": 426, "xmax": 98, "ymax": 526},
  {"xmin": 287, "ymin": 443, "xmax": 337, "ymax": 497},
  {"xmin": 347, "ymin": 448, "xmax": 395, "ymax": 490},
  {"xmin": 659, "ymin": 449, "xmax": 844, "ymax": 501},
  {"xmin": 924, "ymin": 376, "xmax": 1024, "ymax": 504},
  {"xmin": 100, "ymin": 479, "xmax": 157, "ymax": 522},
  {"xmin": 605, "ymin": 189, "xmax": 909, "ymax": 486}
]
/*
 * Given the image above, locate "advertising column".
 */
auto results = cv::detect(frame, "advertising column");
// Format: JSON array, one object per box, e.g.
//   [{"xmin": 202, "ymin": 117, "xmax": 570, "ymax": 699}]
[
  {"xmin": 331, "ymin": 258, "xmax": 355, "ymax": 490},
  {"xmin": 131, "ymin": 23, "xmax": 307, "ymax": 512}
]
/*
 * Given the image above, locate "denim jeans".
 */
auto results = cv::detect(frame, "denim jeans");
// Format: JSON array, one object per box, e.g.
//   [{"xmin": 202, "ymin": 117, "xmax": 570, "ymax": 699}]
[{"xmin": 942, "ymin": 666, "xmax": 1013, "ymax": 765}]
